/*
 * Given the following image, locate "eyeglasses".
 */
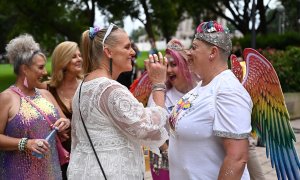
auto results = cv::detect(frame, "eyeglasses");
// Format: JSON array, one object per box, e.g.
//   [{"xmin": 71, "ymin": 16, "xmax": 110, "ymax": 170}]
[{"xmin": 102, "ymin": 23, "xmax": 117, "ymax": 47}]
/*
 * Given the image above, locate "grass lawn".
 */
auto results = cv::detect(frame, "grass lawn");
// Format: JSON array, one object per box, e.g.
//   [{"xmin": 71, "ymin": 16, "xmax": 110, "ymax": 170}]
[
  {"xmin": 0, "ymin": 50, "xmax": 164, "ymax": 92},
  {"xmin": 135, "ymin": 50, "xmax": 165, "ymax": 69},
  {"xmin": 0, "ymin": 61, "xmax": 52, "ymax": 92}
]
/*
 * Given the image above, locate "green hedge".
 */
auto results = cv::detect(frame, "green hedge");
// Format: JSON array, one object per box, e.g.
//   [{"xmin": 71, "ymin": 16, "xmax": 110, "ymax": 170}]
[
  {"xmin": 260, "ymin": 46, "xmax": 300, "ymax": 92},
  {"xmin": 233, "ymin": 32, "xmax": 300, "ymax": 50}
]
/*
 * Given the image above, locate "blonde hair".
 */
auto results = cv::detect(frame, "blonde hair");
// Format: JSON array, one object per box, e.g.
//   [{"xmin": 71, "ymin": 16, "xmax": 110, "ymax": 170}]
[
  {"xmin": 81, "ymin": 26, "xmax": 122, "ymax": 74},
  {"xmin": 49, "ymin": 41, "xmax": 82, "ymax": 87}
]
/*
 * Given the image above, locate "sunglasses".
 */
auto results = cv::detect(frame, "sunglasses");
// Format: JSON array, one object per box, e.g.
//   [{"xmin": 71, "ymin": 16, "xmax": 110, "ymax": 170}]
[{"xmin": 102, "ymin": 23, "xmax": 117, "ymax": 47}]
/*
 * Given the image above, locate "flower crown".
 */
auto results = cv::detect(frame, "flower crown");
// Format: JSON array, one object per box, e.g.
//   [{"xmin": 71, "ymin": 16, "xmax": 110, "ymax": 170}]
[{"xmin": 194, "ymin": 21, "xmax": 232, "ymax": 54}]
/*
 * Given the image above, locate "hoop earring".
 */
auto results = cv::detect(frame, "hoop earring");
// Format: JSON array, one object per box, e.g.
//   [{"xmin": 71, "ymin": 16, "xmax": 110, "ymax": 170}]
[{"xmin": 109, "ymin": 58, "xmax": 113, "ymax": 75}]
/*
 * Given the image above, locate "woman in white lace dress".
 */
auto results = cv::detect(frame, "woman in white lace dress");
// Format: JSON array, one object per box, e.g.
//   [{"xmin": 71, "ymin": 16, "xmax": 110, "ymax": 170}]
[{"xmin": 67, "ymin": 24, "xmax": 169, "ymax": 180}]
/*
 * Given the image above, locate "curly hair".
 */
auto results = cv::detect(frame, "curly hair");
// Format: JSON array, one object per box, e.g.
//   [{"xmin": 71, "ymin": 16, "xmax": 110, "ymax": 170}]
[{"xmin": 5, "ymin": 34, "xmax": 45, "ymax": 75}]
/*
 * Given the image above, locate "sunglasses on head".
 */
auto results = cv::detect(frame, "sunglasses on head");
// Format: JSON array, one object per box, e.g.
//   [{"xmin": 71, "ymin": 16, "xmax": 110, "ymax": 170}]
[{"xmin": 102, "ymin": 23, "xmax": 118, "ymax": 47}]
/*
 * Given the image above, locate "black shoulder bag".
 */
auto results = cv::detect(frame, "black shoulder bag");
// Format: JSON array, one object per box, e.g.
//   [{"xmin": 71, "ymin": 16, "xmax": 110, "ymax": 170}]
[{"xmin": 78, "ymin": 80, "xmax": 107, "ymax": 180}]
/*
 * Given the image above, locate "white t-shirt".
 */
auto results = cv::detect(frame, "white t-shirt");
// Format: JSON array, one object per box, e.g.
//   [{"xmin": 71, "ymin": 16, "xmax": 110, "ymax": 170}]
[
  {"xmin": 148, "ymin": 86, "xmax": 185, "ymax": 113},
  {"xmin": 169, "ymin": 70, "xmax": 253, "ymax": 180}
]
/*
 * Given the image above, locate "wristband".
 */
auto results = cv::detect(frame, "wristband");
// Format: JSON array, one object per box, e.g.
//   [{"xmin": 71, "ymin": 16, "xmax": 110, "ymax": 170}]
[{"xmin": 152, "ymin": 83, "xmax": 166, "ymax": 92}]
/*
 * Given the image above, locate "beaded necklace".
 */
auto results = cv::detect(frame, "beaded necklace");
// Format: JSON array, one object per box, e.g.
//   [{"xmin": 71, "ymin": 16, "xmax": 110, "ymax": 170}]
[{"xmin": 169, "ymin": 92, "xmax": 199, "ymax": 135}]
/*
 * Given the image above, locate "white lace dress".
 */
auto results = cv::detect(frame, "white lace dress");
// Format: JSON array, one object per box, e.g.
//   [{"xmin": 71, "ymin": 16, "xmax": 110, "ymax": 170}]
[{"xmin": 67, "ymin": 77, "xmax": 168, "ymax": 180}]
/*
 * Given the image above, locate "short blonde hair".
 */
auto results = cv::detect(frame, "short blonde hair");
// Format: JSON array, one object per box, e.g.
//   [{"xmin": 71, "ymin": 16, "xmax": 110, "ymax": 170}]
[{"xmin": 49, "ymin": 41, "xmax": 82, "ymax": 87}]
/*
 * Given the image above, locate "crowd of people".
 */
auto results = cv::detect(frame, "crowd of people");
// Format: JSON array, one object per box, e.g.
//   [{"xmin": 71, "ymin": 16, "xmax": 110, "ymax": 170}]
[{"xmin": 0, "ymin": 20, "xmax": 267, "ymax": 180}]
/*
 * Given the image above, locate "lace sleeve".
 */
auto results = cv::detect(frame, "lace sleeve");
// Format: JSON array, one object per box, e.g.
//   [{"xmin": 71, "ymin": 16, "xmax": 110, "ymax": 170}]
[{"xmin": 99, "ymin": 83, "xmax": 168, "ymax": 148}]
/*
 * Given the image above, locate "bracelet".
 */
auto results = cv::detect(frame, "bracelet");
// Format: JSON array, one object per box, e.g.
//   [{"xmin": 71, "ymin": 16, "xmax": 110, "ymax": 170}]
[
  {"xmin": 152, "ymin": 87, "xmax": 166, "ymax": 92},
  {"xmin": 152, "ymin": 83, "xmax": 166, "ymax": 92},
  {"xmin": 18, "ymin": 138, "xmax": 28, "ymax": 151}
]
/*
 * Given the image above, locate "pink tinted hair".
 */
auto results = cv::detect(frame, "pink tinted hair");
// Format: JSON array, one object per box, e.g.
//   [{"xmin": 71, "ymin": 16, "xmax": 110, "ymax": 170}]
[{"xmin": 165, "ymin": 48, "xmax": 193, "ymax": 89}]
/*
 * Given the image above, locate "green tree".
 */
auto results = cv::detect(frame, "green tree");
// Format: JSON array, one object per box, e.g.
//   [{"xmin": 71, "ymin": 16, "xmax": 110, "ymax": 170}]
[
  {"xmin": 130, "ymin": 27, "xmax": 146, "ymax": 42},
  {"xmin": 282, "ymin": 0, "xmax": 300, "ymax": 32},
  {"xmin": 181, "ymin": 0, "xmax": 278, "ymax": 35},
  {"xmin": 98, "ymin": 0, "xmax": 182, "ymax": 44},
  {"xmin": 151, "ymin": 0, "xmax": 181, "ymax": 42},
  {"xmin": 0, "ymin": 0, "xmax": 96, "ymax": 54}
]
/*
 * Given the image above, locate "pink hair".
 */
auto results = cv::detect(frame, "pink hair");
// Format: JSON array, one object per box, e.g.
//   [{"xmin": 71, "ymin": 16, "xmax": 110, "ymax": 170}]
[{"xmin": 165, "ymin": 48, "xmax": 194, "ymax": 90}]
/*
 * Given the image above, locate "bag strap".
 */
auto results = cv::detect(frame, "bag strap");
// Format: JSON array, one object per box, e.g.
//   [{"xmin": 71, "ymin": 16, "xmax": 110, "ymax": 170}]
[
  {"xmin": 10, "ymin": 86, "xmax": 63, "ymax": 148},
  {"xmin": 10, "ymin": 86, "xmax": 54, "ymax": 127},
  {"xmin": 78, "ymin": 80, "xmax": 107, "ymax": 180}
]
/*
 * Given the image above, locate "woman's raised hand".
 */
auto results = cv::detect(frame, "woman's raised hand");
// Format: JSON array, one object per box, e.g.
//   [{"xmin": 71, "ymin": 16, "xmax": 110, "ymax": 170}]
[{"xmin": 144, "ymin": 52, "xmax": 168, "ymax": 85}]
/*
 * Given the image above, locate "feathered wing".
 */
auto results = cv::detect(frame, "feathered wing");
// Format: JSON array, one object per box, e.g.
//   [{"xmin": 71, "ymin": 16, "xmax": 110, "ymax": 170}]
[
  {"xmin": 129, "ymin": 71, "xmax": 152, "ymax": 107},
  {"xmin": 230, "ymin": 54, "xmax": 243, "ymax": 82},
  {"xmin": 242, "ymin": 48, "xmax": 300, "ymax": 180}
]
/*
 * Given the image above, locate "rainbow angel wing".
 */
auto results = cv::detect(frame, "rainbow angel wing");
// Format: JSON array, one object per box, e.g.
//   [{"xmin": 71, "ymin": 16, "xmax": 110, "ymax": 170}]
[
  {"xmin": 230, "ymin": 54, "xmax": 243, "ymax": 82},
  {"xmin": 233, "ymin": 48, "xmax": 300, "ymax": 179},
  {"xmin": 130, "ymin": 71, "xmax": 152, "ymax": 107}
]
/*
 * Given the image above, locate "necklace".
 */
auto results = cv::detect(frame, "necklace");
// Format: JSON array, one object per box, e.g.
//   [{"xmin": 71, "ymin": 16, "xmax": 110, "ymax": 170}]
[
  {"xmin": 12, "ymin": 85, "xmax": 38, "ymax": 98},
  {"xmin": 61, "ymin": 92, "xmax": 72, "ymax": 101},
  {"xmin": 59, "ymin": 90, "xmax": 74, "ymax": 102}
]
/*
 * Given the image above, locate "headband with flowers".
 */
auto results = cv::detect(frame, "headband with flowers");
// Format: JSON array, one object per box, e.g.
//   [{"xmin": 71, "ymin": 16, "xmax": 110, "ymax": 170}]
[{"xmin": 194, "ymin": 21, "xmax": 232, "ymax": 55}]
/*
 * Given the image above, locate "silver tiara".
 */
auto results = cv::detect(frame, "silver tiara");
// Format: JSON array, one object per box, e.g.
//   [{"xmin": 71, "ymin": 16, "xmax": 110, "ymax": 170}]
[{"xmin": 166, "ymin": 43, "xmax": 184, "ymax": 51}]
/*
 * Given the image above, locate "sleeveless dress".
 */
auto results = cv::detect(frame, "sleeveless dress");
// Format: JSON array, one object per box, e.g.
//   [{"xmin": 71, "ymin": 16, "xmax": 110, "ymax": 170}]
[
  {"xmin": 0, "ymin": 86, "xmax": 62, "ymax": 180},
  {"xmin": 47, "ymin": 84, "xmax": 72, "ymax": 180}
]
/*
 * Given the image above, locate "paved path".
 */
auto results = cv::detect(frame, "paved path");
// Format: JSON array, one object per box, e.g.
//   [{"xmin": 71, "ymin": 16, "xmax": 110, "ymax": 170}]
[{"xmin": 145, "ymin": 119, "xmax": 300, "ymax": 180}]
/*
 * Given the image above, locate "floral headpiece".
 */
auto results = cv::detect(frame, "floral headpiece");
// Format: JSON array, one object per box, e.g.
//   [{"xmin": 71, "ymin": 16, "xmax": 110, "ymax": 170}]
[
  {"xmin": 194, "ymin": 21, "xmax": 232, "ymax": 55},
  {"xmin": 89, "ymin": 26, "xmax": 102, "ymax": 39}
]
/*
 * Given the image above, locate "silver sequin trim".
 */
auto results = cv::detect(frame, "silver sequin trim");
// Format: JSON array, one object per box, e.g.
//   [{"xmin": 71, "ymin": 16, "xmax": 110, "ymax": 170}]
[
  {"xmin": 214, "ymin": 130, "xmax": 250, "ymax": 139},
  {"xmin": 194, "ymin": 32, "xmax": 232, "ymax": 55}
]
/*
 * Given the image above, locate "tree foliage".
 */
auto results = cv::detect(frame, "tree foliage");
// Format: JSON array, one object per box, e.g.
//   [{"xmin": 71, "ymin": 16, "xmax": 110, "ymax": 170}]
[
  {"xmin": 131, "ymin": 27, "xmax": 146, "ymax": 42},
  {"xmin": 97, "ymin": 0, "xmax": 183, "ymax": 43},
  {"xmin": 0, "ymin": 0, "xmax": 94, "ymax": 54},
  {"xmin": 181, "ymin": 0, "xmax": 278, "ymax": 35},
  {"xmin": 0, "ymin": 0, "xmax": 296, "ymax": 55},
  {"xmin": 282, "ymin": 0, "xmax": 300, "ymax": 32}
]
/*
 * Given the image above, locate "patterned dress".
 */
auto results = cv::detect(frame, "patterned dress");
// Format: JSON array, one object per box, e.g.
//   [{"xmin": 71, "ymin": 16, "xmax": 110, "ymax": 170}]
[{"xmin": 0, "ymin": 87, "xmax": 62, "ymax": 180}]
